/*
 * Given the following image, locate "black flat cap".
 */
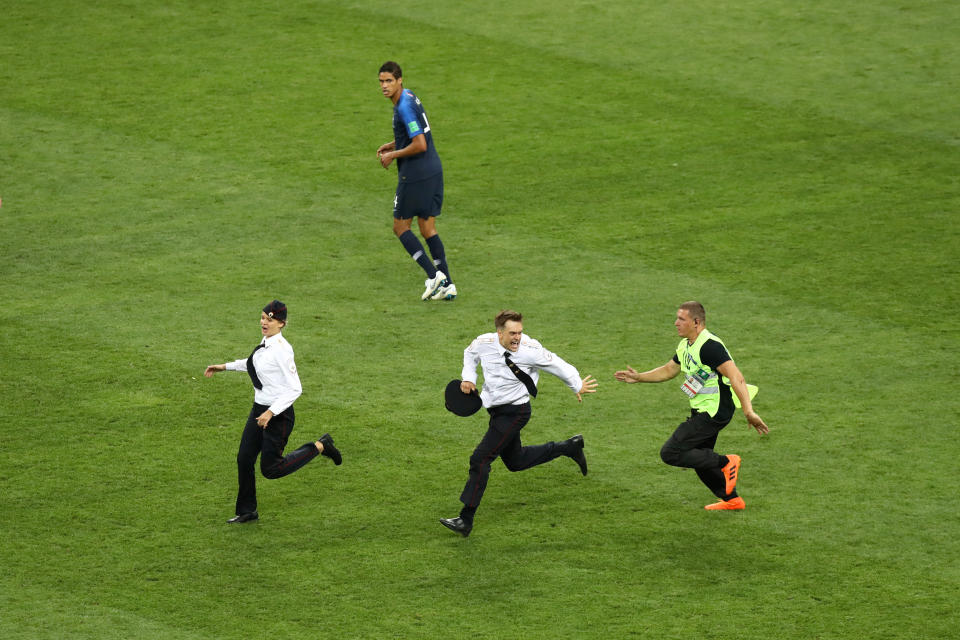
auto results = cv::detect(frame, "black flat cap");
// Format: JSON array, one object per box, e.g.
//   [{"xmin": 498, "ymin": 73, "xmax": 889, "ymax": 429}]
[
  {"xmin": 445, "ymin": 379, "xmax": 482, "ymax": 417},
  {"xmin": 263, "ymin": 299, "xmax": 287, "ymax": 321}
]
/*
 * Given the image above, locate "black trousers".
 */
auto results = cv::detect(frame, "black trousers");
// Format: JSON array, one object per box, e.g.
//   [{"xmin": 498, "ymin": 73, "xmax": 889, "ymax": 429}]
[
  {"xmin": 660, "ymin": 409, "xmax": 736, "ymax": 500},
  {"xmin": 235, "ymin": 403, "xmax": 319, "ymax": 515},
  {"xmin": 459, "ymin": 402, "xmax": 567, "ymax": 508}
]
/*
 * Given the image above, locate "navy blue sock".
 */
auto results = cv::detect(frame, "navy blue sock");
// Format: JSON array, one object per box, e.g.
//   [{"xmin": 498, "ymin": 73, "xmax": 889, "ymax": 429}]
[
  {"xmin": 426, "ymin": 234, "xmax": 451, "ymax": 282},
  {"xmin": 398, "ymin": 230, "xmax": 437, "ymax": 277}
]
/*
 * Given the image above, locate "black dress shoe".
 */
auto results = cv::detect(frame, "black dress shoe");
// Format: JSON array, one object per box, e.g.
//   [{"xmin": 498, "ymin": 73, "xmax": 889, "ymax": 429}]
[
  {"xmin": 227, "ymin": 511, "xmax": 259, "ymax": 524},
  {"xmin": 319, "ymin": 433, "xmax": 342, "ymax": 465},
  {"xmin": 440, "ymin": 517, "xmax": 472, "ymax": 537},
  {"xmin": 568, "ymin": 434, "xmax": 588, "ymax": 476}
]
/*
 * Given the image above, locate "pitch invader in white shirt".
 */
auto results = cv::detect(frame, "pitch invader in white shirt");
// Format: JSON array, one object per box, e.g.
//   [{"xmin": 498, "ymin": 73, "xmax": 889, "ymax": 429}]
[
  {"xmin": 440, "ymin": 310, "xmax": 598, "ymax": 537},
  {"xmin": 204, "ymin": 300, "xmax": 342, "ymax": 524}
]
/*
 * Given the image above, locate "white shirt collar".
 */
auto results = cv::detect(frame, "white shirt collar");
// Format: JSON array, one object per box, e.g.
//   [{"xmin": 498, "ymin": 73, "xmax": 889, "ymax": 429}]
[{"xmin": 262, "ymin": 332, "xmax": 284, "ymax": 347}]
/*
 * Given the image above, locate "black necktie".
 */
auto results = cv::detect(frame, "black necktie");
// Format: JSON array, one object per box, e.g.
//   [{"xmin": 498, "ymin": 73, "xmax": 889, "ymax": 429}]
[
  {"xmin": 247, "ymin": 343, "xmax": 266, "ymax": 390},
  {"xmin": 504, "ymin": 352, "xmax": 537, "ymax": 398}
]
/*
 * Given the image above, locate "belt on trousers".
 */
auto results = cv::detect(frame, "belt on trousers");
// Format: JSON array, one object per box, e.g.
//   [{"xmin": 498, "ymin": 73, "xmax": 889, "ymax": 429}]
[{"xmin": 487, "ymin": 402, "xmax": 531, "ymax": 416}]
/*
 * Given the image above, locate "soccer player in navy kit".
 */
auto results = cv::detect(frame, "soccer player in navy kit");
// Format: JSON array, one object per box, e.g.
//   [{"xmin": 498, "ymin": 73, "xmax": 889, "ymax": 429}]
[{"xmin": 377, "ymin": 61, "xmax": 456, "ymax": 301}]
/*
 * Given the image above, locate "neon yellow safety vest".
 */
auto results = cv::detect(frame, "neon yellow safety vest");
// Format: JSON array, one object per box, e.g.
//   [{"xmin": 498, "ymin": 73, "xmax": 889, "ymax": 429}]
[{"xmin": 675, "ymin": 329, "xmax": 730, "ymax": 417}]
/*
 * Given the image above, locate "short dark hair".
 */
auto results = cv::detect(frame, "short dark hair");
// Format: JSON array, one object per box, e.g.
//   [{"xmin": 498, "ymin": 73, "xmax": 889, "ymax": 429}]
[
  {"xmin": 678, "ymin": 301, "xmax": 705, "ymax": 325},
  {"xmin": 495, "ymin": 309, "xmax": 523, "ymax": 329},
  {"xmin": 379, "ymin": 61, "xmax": 402, "ymax": 79}
]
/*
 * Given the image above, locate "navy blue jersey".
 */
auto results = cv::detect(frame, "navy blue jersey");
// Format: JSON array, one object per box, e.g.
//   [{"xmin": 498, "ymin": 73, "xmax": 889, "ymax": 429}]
[{"xmin": 392, "ymin": 89, "xmax": 442, "ymax": 183}]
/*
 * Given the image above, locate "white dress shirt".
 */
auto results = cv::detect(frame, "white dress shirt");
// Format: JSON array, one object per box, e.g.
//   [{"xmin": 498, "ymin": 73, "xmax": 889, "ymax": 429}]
[
  {"xmin": 462, "ymin": 333, "xmax": 582, "ymax": 408},
  {"xmin": 225, "ymin": 332, "xmax": 302, "ymax": 415}
]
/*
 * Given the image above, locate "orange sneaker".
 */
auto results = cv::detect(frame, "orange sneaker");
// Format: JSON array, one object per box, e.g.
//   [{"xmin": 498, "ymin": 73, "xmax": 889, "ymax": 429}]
[
  {"xmin": 704, "ymin": 496, "xmax": 745, "ymax": 510},
  {"xmin": 721, "ymin": 454, "xmax": 741, "ymax": 495}
]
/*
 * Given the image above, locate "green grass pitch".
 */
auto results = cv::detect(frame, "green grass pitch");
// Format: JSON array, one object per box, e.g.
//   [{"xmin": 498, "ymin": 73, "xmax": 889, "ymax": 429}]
[{"xmin": 1, "ymin": 1, "xmax": 957, "ymax": 638}]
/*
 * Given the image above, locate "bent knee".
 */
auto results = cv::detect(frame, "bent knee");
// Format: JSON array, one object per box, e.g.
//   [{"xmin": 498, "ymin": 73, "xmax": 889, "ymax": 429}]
[
  {"xmin": 260, "ymin": 464, "xmax": 283, "ymax": 479},
  {"xmin": 660, "ymin": 444, "xmax": 682, "ymax": 466},
  {"xmin": 501, "ymin": 457, "xmax": 523, "ymax": 472}
]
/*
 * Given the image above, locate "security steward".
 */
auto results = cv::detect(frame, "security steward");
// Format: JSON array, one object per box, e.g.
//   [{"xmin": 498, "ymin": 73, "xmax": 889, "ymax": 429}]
[{"xmin": 614, "ymin": 301, "xmax": 768, "ymax": 510}]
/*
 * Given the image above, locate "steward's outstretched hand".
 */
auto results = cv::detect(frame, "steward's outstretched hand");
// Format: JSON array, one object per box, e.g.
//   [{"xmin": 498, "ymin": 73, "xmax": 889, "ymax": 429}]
[{"xmin": 614, "ymin": 366, "xmax": 640, "ymax": 383}]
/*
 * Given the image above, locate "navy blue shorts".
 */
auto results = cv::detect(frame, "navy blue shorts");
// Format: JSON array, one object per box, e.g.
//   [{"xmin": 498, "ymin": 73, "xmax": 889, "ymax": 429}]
[{"xmin": 393, "ymin": 173, "xmax": 443, "ymax": 220}]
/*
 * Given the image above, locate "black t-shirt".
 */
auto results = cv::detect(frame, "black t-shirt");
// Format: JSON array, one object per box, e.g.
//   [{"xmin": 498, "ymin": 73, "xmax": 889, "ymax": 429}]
[{"xmin": 672, "ymin": 338, "xmax": 735, "ymax": 423}]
